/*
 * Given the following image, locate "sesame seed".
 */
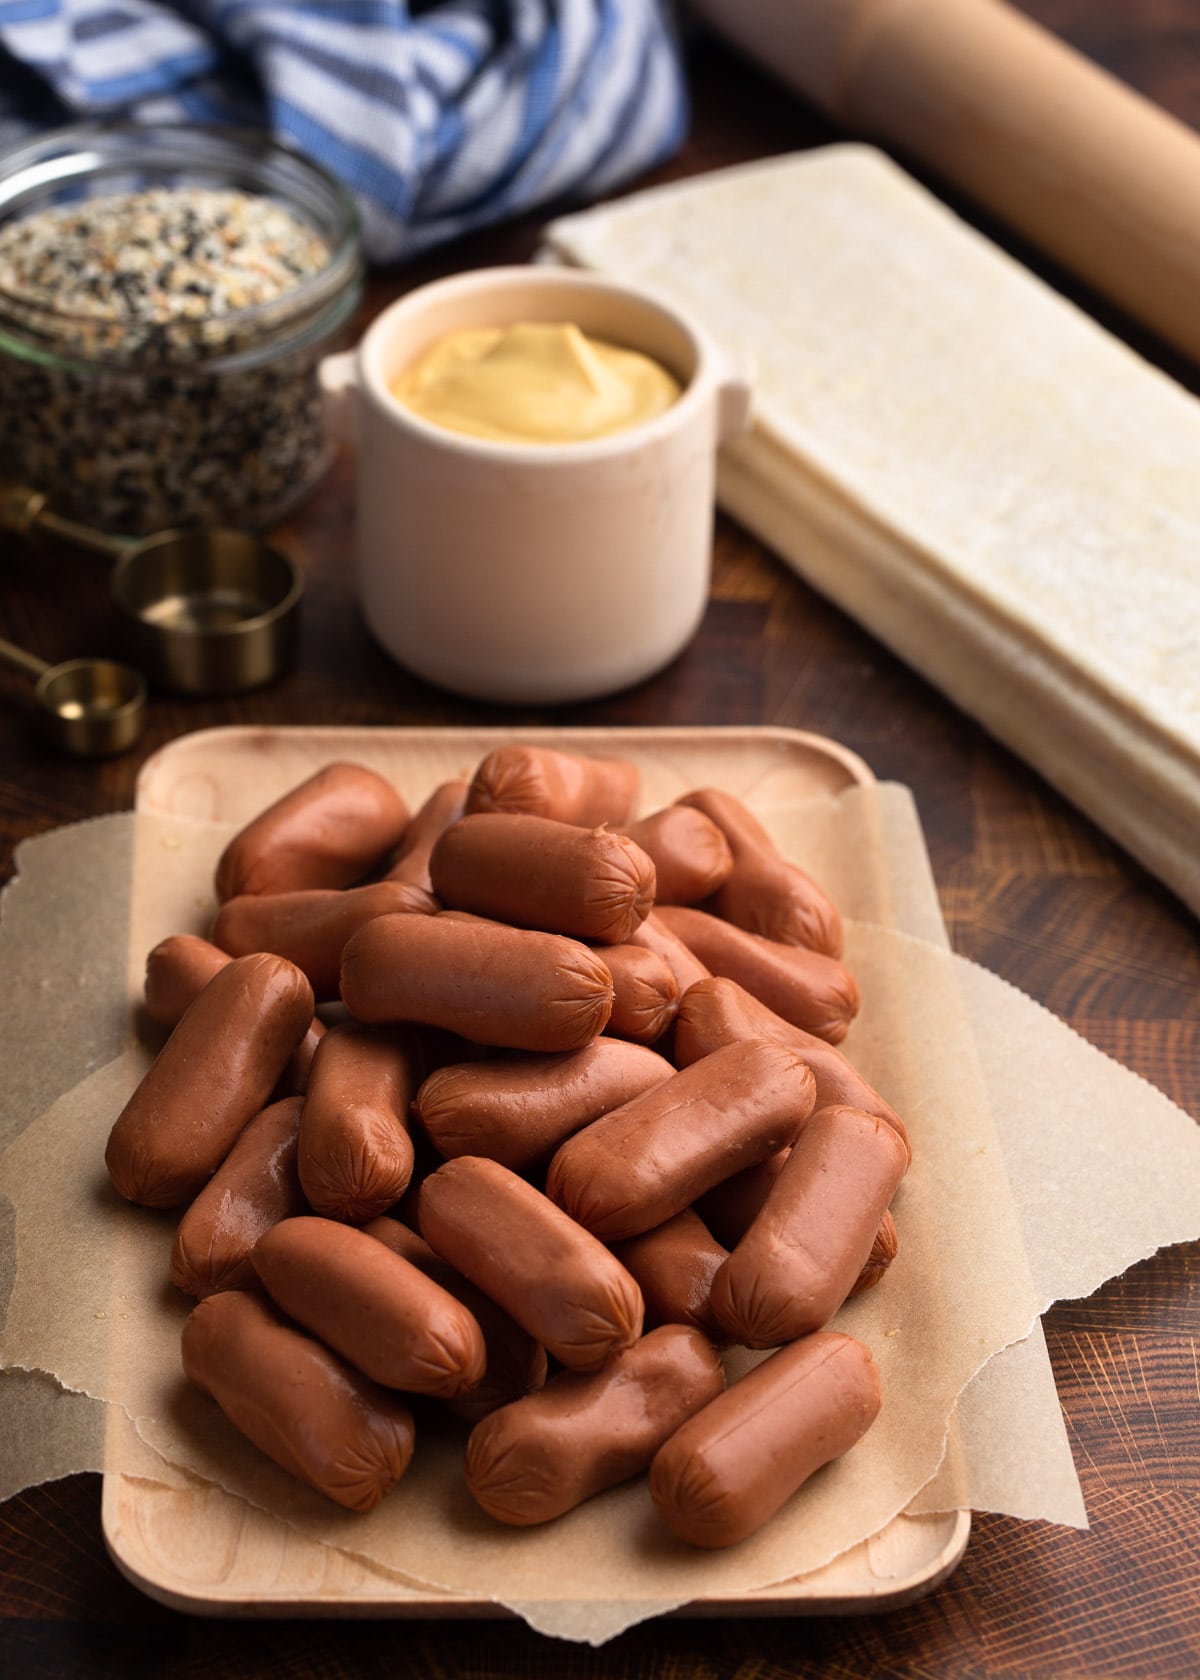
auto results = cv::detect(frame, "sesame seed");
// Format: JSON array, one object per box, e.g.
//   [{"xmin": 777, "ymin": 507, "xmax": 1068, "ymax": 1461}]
[{"xmin": 0, "ymin": 185, "xmax": 346, "ymax": 534}]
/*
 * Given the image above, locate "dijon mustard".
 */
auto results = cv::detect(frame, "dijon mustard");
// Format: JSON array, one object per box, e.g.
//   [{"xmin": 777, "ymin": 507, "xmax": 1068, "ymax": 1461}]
[{"xmin": 390, "ymin": 321, "xmax": 681, "ymax": 444}]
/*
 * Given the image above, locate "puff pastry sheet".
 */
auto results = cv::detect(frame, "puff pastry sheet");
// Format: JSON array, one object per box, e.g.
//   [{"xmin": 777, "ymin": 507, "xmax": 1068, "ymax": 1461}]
[{"xmin": 544, "ymin": 146, "xmax": 1200, "ymax": 916}]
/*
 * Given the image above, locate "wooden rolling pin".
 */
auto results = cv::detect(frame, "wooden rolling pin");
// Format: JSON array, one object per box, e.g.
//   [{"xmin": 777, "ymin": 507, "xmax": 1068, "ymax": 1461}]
[{"xmin": 687, "ymin": 0, "xmax": 1200, "ymax": 361}]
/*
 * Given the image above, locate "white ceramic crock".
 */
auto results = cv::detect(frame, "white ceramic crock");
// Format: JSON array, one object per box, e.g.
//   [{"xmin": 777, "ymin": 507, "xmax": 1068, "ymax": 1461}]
[{"xmin": 320, "ymin": 266, "xmax": 752, "ymax": 705}]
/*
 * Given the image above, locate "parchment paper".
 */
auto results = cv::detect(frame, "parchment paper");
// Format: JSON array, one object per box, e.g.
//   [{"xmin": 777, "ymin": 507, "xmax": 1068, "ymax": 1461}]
[{"xmin": 2, "ymin": 774, "xmax": 1199, "ymax": 1641}]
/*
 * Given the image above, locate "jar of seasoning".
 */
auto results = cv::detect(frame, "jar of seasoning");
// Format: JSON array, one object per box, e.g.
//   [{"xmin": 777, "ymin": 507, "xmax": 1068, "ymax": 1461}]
[{"xmin": 0, "ymin": 123, "xmax": 363, "ymax": 535}]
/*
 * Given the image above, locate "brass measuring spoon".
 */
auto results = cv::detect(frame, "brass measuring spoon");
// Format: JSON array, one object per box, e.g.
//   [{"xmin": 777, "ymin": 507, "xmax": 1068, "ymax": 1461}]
[
  {"xmin": 1, "ymin": 484, "xmax": 303, "ymax": 696},
  {"xmin": 0, "ymin": 633, "xmax": 147, "ymax": 755}
]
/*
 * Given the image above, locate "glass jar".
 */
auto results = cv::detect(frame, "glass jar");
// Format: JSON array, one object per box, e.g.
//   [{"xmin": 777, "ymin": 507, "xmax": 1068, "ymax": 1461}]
[{"xmin": 0, "ymin": 122, "xmax": 363, "ymax": 535}]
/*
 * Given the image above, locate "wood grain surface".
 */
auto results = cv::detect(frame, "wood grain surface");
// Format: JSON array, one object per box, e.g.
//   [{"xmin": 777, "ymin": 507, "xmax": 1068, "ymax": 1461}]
[{"xmin": 2, "ymin": 3, "xmax": 1200, "ymax": 1675}]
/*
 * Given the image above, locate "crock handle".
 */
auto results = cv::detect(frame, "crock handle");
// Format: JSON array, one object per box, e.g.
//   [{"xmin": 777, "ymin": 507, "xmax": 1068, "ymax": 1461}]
[
  {"xmin": 318, "ymin": 351, "xmax": 360, "ymax": 446},
  {"xmin": 710, "ymin": 344, "xmax": 756, "ymax": 444}
]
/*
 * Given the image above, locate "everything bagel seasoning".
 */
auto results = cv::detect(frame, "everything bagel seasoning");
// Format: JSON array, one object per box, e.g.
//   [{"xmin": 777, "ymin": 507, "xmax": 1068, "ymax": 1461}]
[
  {"xmin": 0, "ymin": 188, "xmax": 331, "ymax": 349},
  {"xmin": 0, "ymin": 181, "xmax": 352, "ymax": 533}
]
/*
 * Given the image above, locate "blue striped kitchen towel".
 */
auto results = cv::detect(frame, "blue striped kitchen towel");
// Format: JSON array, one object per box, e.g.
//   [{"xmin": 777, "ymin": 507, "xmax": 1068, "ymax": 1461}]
[{"xmin": 0, "ymin": 0, "xmax": 689, "ymax": 263}]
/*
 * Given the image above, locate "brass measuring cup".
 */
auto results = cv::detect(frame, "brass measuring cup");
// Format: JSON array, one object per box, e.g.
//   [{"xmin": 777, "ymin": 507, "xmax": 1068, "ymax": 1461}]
[
  {"xmin": 1, "ymin": 484, "xmax": 304, "ymax": 696},
  {"xmin": 0, "ymin": 633, "xmax": 146, "ymax": 755}
]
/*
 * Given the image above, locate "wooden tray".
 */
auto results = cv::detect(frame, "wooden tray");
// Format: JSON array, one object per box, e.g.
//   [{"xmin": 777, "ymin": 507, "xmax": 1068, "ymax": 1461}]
[{"xmin": 103, "ymin": 724, "xmax": 970, "ymax": 1619}]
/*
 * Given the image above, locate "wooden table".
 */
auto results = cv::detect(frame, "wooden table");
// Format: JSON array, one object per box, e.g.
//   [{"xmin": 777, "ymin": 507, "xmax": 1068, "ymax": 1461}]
[{"xmin": 2, "ymin": 3, "xmax": 1199, "ymax": 1674}]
